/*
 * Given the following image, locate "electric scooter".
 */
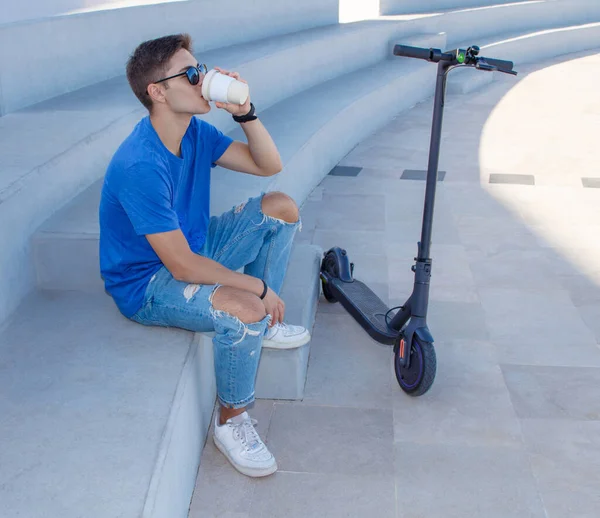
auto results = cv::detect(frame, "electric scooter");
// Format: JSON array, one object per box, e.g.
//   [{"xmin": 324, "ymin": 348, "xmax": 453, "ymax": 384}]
[{"xmin": 320, "ymin": 44, "xmax": 517, "ymax": 396}]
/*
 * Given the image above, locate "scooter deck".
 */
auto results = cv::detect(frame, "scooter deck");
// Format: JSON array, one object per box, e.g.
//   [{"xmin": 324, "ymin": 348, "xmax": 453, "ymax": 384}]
[{"xmin": 330, "ymin": 278, "xmax": 398, "ymax": 344}]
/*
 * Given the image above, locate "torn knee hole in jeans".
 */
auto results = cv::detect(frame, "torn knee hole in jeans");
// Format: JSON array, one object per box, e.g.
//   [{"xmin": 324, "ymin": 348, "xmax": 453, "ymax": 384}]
[
  {"xmin": 208, "ymin": 283, "xmax": 222, "ymax": 305},
  {"xmin": 209, "ymin": 285, "xmax": 268, "ymax": 345},
  {"xmin": 183, "ymin": 283, "xmax": 201, "ymax": 302},
  {"xmin": 209, "ymin": 308, "xmax": 264, "ymax": 346},
  {"xmin": 258, "ymin": 212, "xmax": 303, "ymax": 231}
]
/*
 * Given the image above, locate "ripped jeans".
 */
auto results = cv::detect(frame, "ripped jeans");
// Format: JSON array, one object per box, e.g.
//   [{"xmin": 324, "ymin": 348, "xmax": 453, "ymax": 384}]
[{"xmin": 131, "ymin": 193, "xmax": 301, "ymax": 409}]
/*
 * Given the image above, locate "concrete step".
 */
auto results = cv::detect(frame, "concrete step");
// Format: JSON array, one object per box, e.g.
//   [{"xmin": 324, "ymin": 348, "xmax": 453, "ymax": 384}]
[
  {"xmin": 382, "ymin": 0, "xmax": 600, "ymax": 47},
  {"xmin": 0, "ymin": 0, "xmax": 339, "ymax": 115},
  {"xmin": 32, "ymin": 31, "xmax": 447, "ymax": 294},
  {"xmin": 0, "ymin": 20, "xmax": 423, "ymax": 326},
  {"xmin": 0, "ymin": 290, "xmax": 205, "ymax": 518},
  {"xmin": 256, "ymin": 243, "xmax": 322, "ymax": 399},
  {"xmin": 448, "ymin": 22, "xmax": 600, "ymax": 94},
  {"xmin": 0, "ymin": 242, "xmax": 321, "ymax": 518},
  {"xmin": 380, "ymin": 0, "xmax": 532, "ymax": 15},
  {"xmin": 6, "ymin": 0, "xmax": 591, "ymax": 115},
  {"xmin": 5, "ymin": 0, "xmax": 598, "ymax": 327},
  {"xmin": 4, "ymin": 0, "xmax": 245, "ymax": 25},
  {"xmin": 5, "ymin": 0, "xmax": 598, "ymax": 326}
]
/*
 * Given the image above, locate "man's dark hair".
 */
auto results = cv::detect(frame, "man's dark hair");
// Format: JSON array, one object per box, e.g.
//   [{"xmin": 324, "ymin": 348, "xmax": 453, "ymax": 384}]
[{"xmin": 126, "ymin": 33, "xmax": 193, "ymax": 111}]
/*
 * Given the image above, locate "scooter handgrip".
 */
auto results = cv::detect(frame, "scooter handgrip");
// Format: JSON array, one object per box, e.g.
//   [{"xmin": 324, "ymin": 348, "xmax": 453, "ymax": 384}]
[
  {"xmin": 482, "ymin": 57, "xmax": 514, "ymax": 72},
  {"xmin": 393, "ymin": 44, "xmax": 433, "ymax": 61}
]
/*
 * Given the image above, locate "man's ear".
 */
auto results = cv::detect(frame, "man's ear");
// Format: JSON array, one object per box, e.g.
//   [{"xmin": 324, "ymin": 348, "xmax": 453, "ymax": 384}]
[{"xmin": 147, "ymin": 83, "xmax": 166, "ymax": 106}]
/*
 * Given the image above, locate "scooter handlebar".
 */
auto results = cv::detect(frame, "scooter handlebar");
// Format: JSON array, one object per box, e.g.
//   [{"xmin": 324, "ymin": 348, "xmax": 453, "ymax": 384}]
[
  {"xmin": 479, "ymin": 56, "xmax": 515, "ymax": 73},
  {"xmin": 393, "ymin": 44, "xmax": 433, "ymax": 61},
  {"xmin": 393, "ymin": 43, "xmax": 518, "ymax": 75}
]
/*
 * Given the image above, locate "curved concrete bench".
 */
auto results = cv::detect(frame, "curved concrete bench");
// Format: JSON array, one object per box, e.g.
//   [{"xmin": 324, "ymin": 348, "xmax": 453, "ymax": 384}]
[
  {"xmin": 0, "ymin": 290, "xmax": 202, "ymax": 518},
  {"xmin": 379, "ymin": 0, "xmax": 600, "ymax": 95},
  {"xmin": 388, "ymin": 0, "xmax": 600, "ymax": 45},
  {"xmin": 0, "ymin": 19, "xmax": 415, "ymax": 326},
  {"xmin": 3, "ymin": 0, "xmax": 598, "ymax": 326},
  {"xmin": 2, "ymin": 0, "xmax": 188, "ymax": 25},
  {"xmin": 0, "ymin": 240, "xmax": 320, "ymax": 518},
  {"xmin": 0, "ymin": 0, "xmax": 339, "ymax": 115},
  {"xmin": 32, "ymin": 31, "xmax": 446, "ymax": 291},
  {"xmin": 380, "ymin": 0, "xmax": 532, "ymax": 15}
]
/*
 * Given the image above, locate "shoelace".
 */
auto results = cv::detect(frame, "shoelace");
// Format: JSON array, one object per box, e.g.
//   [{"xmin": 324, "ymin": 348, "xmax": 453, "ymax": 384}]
[
  {"xmin": 233, "ymin": 417, "xmax": 263, "ymax": 452},
  {"xmin": 266, "ymin": 322, "xmax": 288, "ymax": 338}
]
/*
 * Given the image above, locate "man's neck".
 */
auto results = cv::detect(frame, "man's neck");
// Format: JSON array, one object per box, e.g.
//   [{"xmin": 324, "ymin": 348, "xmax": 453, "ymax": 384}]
[{"xmin": 149, "ymin": 110, "xmax": 193, "ymax": 158}]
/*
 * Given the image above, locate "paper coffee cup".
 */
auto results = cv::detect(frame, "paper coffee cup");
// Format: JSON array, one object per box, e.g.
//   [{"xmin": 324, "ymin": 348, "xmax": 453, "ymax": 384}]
[{"xmin": 201, "ymin": 69, "xmax": 249, "ymax": 105}]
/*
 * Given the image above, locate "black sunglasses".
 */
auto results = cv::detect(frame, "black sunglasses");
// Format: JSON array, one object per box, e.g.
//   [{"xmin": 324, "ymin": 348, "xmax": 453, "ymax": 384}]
[{"xmin": 154, "ymin": 63, "xmax": 208, "ymax": 86}]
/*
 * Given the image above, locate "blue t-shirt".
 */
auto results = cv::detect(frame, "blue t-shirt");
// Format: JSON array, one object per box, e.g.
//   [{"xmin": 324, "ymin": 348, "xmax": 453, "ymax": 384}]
[{"xmin": 99, "ymin": 115, "xmax": 233, "ymax": 318}]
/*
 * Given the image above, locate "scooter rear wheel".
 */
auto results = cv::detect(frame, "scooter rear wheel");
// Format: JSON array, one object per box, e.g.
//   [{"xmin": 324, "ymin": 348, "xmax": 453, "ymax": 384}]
[
  {"xmin": 320, "ymin": 251, "xmax": 339, "ymax": 303},
  {"xmin": 394, "ymin": 335, "xmax": 436, "ymax": 396}
]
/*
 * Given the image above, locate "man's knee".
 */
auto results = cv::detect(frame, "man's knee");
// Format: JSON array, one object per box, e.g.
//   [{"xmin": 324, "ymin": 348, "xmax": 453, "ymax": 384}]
[
  {"xmin": 261, "ymin": 191, "xmax": 299, "ymax": 223},
  {"xmin": 210, "ymin": 286, "xmax": 266, "ymax": 324}
]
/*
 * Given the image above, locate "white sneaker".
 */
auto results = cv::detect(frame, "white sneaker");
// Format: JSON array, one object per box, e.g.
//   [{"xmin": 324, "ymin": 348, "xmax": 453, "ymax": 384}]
[
  {"xmin": 262, "ymin": 322, "xmax": 311, "ymax": 349},
  {"xmin": 213, "ymin": 410, "xmax": 277, "ymax": 478}
]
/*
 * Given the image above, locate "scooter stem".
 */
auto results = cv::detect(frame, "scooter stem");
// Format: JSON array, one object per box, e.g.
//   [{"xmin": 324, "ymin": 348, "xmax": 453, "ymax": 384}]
[
  {"xmin": 419, "ymin": 60, "xmax": 452, "ymax": 261},
  {"xmin": 388, "ymin": 60, "xmax": 452, "ymax": 332}
]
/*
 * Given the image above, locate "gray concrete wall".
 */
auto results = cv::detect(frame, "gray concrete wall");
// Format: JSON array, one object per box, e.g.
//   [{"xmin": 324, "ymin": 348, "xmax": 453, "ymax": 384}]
[{"xmin": 0, "ymin": 0, "xmax": 339, "ymax": 115}]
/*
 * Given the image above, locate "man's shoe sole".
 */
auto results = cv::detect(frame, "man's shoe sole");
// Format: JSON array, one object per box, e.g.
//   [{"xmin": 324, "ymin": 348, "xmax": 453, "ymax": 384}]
[
  {"xmin": 262, "ymin": 332, "xmax": 311, "ymax": 350},
  {"xmin": 213, "ymin": 435, "xmax": 278, "ymax": 478}
]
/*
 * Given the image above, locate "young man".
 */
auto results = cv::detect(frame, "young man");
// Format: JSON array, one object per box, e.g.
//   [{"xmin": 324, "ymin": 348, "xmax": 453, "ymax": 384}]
[{"xmin": 99, "ymin": 34, "xmax": 310, "ymax": 478}]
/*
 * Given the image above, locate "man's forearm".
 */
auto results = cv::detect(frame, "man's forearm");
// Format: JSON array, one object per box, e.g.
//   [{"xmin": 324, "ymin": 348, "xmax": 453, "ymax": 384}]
[
  {"xmin": 240, "ymin": 117, "xmax": 283, "ymax": 175},
  {"xmin": 176, "ymin": 253, "xmax": 264, "ymax": 296}
]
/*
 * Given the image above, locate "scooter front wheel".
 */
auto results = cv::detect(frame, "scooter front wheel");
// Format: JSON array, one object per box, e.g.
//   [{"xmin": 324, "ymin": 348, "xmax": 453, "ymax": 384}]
[{"xmin": 394, "ymin": 335, "xmax": 436, "ymax": 396}]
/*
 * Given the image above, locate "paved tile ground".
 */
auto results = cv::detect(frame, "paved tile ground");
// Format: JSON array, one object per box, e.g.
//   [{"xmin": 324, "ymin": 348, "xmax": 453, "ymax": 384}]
[{"xmin": 189, "ymin": 50, "xmax": 600, "ymax": 518}]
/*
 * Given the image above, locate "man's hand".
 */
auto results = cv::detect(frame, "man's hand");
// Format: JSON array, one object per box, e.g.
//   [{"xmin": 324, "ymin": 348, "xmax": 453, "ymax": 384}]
[
  {"xmin": 211, "ymin": 67, "xmax": 283, "ymax": 177},
  {"xmin": 213, "ymin": 67, "xmax": 251, "ymax": 116},
  {"xmin": 262, "ymin": 287, "xmax": 285, "ymax": 327}
]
